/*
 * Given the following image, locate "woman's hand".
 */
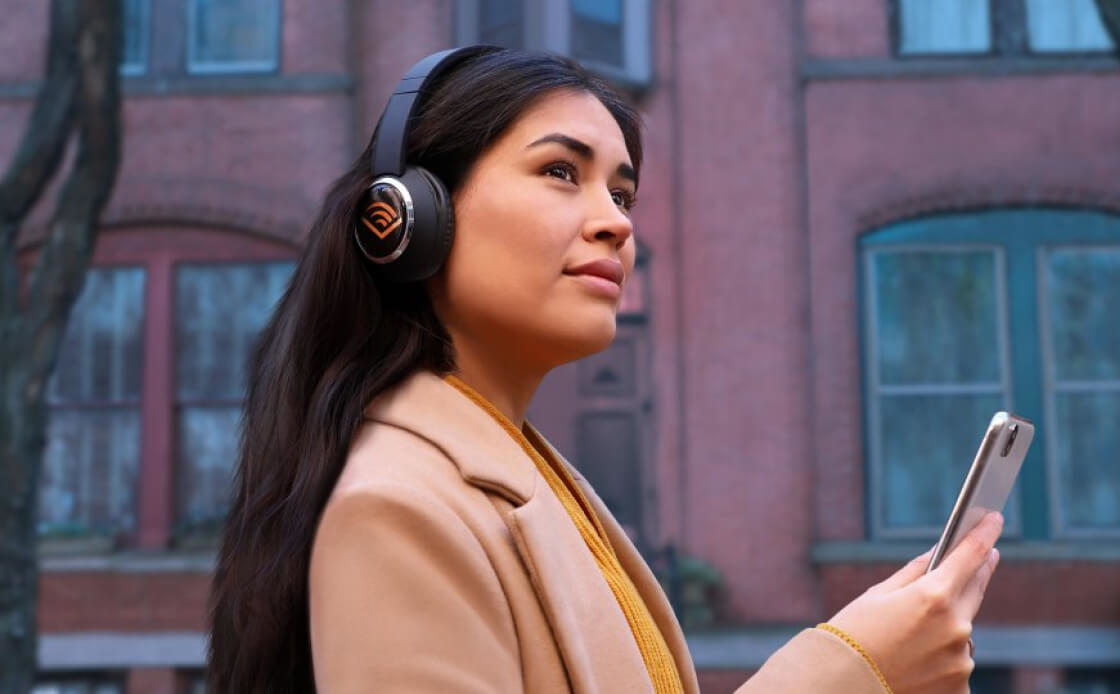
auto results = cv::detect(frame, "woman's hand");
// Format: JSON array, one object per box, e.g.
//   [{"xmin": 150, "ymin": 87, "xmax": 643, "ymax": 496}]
[{"xmin": 825, "ymin": 512, "xmax": 1004, "ymax": 694}]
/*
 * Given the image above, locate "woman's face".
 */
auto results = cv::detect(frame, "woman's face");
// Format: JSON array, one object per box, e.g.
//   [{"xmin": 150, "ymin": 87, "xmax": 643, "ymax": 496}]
[{"xmin": 428, "ymin": 89, "xmax": 638, "ymax": 371}]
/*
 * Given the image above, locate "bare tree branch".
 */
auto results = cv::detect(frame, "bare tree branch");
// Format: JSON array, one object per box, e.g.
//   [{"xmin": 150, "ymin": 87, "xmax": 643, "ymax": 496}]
[
  {"xmin": 0, "ymin": 0, "xmax": 82, "ymax": 322},
  {"xmin": 24, "ymin": 0, "xmax": 122, "ymax": 393},
  {"xmin": 0, "ymin": 1, "xmax": 121, "ymax": 689},
  {"xmin": 1096, "ymin": 0, "xmax": 1120, "ymax": 50}
]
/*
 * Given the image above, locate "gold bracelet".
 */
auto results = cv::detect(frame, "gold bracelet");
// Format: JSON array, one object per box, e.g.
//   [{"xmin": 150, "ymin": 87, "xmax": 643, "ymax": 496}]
[{"xmin": 815, "ymin": 623, "xmax": 895, "ymax": 694}]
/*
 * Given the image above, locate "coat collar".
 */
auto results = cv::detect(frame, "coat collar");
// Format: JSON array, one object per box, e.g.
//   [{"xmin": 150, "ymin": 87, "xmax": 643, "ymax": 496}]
[
  {"xmin": 364, "ymin": 369, "xmax": 699, "ymax": 694},
  {"xmin": 363, "ymin": 369, "xmax": 537, "ymax": 505}
]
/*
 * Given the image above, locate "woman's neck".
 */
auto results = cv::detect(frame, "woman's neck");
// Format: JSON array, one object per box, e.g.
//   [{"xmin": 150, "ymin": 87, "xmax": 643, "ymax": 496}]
[{"xmin": 450, "ymin": 345, "xmax": 545, "ymax": 427}]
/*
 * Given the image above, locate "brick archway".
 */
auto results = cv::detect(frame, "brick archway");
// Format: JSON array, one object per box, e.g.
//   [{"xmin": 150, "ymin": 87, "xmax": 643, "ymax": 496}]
[
  {"xmin": 18, "ymin": 176, "xmax": 319, "ymax": 250},
  {"xmin": 859, "ymin": 184, "xmax": 1120, "ymax": 233}
]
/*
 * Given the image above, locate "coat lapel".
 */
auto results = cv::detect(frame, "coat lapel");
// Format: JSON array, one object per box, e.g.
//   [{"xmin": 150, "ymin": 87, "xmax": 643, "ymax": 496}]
[
  {"xmin": 527, "ymin": 426, "xmax": 702, "ymax": 694},
  {"xmin": 507, "ymin": 487, "xmax": 654, "ymax": 694},
  {"xmin": 365, "ymin": 371, "xmax": 658, "ymax": 693}
]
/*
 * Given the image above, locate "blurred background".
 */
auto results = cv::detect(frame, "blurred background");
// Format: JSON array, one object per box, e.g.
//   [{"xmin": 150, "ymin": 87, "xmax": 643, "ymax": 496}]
[{"xmin": 2, "ymin": 1, "xmax": 1119, "ymax": 692}]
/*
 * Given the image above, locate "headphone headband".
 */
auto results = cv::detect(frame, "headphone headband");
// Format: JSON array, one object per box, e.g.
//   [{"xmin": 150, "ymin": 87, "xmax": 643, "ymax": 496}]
[{"xmin": 370, "ymin": 45, "xmax": 501, "ymax": 177}]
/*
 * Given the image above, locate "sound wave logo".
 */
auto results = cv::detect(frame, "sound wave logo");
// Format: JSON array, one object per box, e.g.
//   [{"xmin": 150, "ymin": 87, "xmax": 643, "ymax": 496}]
[{"xmin": 361, "ymin": 201, "xmax": 402, "ymax": 240}]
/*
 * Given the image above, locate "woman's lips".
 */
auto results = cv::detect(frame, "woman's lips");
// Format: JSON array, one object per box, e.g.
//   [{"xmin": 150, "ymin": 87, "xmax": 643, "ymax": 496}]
[
  {"xmin": 564, "ymin": 258, "xmax": 624, "ymax": 299},
  {"xmin": 567, "ymin": 272, "xmax": 622, "ymax": 299}
]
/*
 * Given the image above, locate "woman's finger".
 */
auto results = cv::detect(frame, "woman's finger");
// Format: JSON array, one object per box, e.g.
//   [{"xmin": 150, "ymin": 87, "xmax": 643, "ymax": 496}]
[
  {"xmin": 934, "ymin": 512, "xmax": 1004, "ymax": 596},
  {"xmin": 959, "ymin": 547, "xmax": 1000, "ymax": 618}
]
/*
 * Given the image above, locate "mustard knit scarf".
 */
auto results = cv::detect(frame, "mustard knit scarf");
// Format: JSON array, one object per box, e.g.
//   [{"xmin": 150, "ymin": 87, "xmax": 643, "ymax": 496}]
[{"xmin": 446, "ymin": 375, "xmax": 684, "ymax": 694}]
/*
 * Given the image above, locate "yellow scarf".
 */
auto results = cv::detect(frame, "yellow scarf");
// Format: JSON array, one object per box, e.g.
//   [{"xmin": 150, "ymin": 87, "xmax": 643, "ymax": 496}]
[{"xmin": 446, "ymin": 375, "xmax": 685, "ymax": 694}]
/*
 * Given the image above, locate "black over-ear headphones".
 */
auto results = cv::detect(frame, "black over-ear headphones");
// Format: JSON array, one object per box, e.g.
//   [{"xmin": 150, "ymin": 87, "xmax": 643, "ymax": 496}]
[{"xmin": 353, "ymin": 45, "xmax": 501, "ymax": 283}]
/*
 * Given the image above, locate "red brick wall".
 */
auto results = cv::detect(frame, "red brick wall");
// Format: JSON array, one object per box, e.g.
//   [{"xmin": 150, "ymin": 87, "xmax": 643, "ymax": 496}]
[
  {"xmin": 0, "ymin": 0, "xmax": 47, "ymax": 80},
  {"xmin": 281, "ymin": 0, "xmax": 350, "ymax": 74},
  {"xmin": 126, "ymin": 668, "xmax": 178, "ymax": 694},
  {"xmin": 820, "ymin": 562, "xmax": 1120, "ymax": 624},
  {"xmin": 803, "ymin": 0, "xmax": 890, "ymax": 58},
  {"xmin": 39, "ymin": 573, "xmax": 211, "ymax": 632},
  {"xmin": 671, "ymin": 0, "xmax": 818, "ymax": 624}
]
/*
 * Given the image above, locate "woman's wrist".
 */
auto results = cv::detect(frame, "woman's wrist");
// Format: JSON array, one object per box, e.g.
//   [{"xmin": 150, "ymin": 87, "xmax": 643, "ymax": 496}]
[{"xmin": 815, "ymin": 622, "xmax": 894, "ymax": 694}]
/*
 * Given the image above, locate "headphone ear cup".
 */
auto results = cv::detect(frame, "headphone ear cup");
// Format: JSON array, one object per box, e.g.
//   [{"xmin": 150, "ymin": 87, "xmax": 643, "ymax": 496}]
[{"xmin": 376, "ymin": 166, "xmax": 454, "ymax": 283}]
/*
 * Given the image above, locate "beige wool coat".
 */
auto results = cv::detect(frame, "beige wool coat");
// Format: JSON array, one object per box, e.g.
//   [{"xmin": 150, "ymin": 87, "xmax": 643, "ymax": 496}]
[{"xmin": 308, "ymin": 370, "xmax": 888, "ymax": 693}]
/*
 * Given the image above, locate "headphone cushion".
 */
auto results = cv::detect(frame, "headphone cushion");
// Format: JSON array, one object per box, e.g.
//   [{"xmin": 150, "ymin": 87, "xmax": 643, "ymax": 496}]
[{"xmin": 378, "ymin": 166, "xmax": 454, "ymax": 283}]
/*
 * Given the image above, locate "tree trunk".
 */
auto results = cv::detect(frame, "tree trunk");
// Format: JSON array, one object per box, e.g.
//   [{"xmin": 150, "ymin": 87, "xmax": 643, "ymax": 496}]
[{"xmin": 0, "ymin": 1, "xmax": 121, "ymax": 691}]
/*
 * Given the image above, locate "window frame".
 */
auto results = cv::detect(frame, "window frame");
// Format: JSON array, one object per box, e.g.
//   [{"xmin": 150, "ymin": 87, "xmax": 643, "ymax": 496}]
[
  {"xmin": 185, "ymin": 0, "xmax": 283, "ymax": 75},
  {"xmin": 454, "ymin": 0, "xmax": 652, "ymax": 88},
  {"xmin": 41, "ymin": 264, "xmax": 148, "ymax": 544},
  {"xmin": 862, "ymin": 243, "xmax": 1020, "ymax": 540},
  {"xmin": 860, "ymin": 208, "xmax": 1120, "ymax": 541},
  {"xmin": 33, "ymin": 228, "xmax": 298, "ymax": 552},
  {"xmin": 1037, "ymin": 243, "xmax": 1120, "ymax": 539},
  {"xmin": 171, "ymin": 258, "xmax": 295, "ymax": 542},
  {"xmin": 891, "ymin": 0, "xmax": 1115, "ymax": 59}
]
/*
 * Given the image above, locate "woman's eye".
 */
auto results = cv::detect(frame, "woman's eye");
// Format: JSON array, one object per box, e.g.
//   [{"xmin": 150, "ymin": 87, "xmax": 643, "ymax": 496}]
[
  {"xmin": 612, "ymin": 190, "xmax": 637, "ymax": 211},
  {"xmin": 544, "ymin": 162, "xmax": 576, "ymax": 183}
]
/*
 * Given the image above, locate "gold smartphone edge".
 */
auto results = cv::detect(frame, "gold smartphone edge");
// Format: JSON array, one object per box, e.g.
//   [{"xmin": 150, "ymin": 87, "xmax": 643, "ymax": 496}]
[{"xmin": 925, "ymin": 412, "xmax": 1008, "ymax": 574}]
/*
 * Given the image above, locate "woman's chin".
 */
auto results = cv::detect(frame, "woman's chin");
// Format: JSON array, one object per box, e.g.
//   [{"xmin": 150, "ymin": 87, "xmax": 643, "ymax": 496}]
[{"xmin": 547, "ymin": 318, "xmax": 619, "ymax": 364}]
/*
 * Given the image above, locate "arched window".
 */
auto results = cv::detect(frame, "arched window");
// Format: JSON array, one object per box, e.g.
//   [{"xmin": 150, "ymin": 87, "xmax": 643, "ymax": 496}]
[
  {"xmin": 38, "ymin": 227, "xmax": 295, "ymax": 550},
  {"xmin": 861, "ymin": 208, "xmax": 1120, "ymax": 540}
]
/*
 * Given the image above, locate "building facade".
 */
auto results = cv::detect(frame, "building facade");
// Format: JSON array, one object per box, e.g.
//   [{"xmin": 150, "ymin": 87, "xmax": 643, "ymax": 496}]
[{"xmin": 1, "ymin": 1, "xmax": 1118, "ymax": 692}]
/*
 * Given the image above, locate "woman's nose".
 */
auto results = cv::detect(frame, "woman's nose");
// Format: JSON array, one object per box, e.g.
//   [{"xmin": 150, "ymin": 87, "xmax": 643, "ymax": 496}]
[{"xmin": 583, "ymin": 197, "xmax": 633, "ymax": 249}]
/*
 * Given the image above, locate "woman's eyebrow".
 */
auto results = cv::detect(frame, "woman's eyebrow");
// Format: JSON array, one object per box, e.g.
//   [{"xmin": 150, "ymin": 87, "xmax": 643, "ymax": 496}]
[{"xmin": 526, "ymin": 132, "xmax": 636, "ymax": 185}]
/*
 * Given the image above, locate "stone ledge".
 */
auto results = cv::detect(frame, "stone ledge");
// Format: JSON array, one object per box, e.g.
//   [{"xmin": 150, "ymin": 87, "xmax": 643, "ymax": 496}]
[
  {"xmin": 802, "ymin": 56, "xmax": 1120, "ymax": 82},
  {"xmin": 40, "ymin": 632, "xmax": 207, "ymax": 669},
  {"xmin": 0, "ymin": 72, "xmax": 353, "ymax": 100},
  {"xmin": 687, "ymin": 626, "xmax": 1120, "ymax": 668},
  {"xmin": 812, "ymin": 540, "xmax": 1120, "ymax": 563},
  {"xmin": 37, "ymin": 625, "xmax": 1120, "ymax": 669},
  {"xmin": 40, "ymin": 552, "xmax": 217, "ymax": 573}
]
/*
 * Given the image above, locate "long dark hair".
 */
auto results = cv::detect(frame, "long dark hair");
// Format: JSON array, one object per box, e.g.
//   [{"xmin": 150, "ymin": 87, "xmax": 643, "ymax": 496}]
[{"xmin": 206, "ymin": 48, "xmax": 643, "ymax": 693}]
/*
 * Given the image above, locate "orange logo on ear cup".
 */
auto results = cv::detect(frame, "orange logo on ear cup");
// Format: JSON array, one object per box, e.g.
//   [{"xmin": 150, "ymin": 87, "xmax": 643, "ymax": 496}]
[{"xmin": 361, "ymin": 201, "xmax": 402, "ymax": 240}]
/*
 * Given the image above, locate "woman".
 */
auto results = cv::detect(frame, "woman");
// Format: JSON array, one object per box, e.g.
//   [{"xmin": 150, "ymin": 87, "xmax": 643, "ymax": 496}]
[{"xmin": 207, "ymin": 46, "xmax": 1003, "ymax": 694}]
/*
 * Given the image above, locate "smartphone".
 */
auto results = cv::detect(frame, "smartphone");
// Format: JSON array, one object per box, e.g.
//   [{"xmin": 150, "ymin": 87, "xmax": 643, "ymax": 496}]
[{"xmin": 925, "ymin": 412, "xmax": 1035, "ymax": 574}]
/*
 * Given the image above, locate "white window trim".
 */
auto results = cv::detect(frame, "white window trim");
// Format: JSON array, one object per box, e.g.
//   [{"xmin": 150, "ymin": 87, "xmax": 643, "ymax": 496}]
[
  {"xmin": 186, "ymin": 0, "xmax": 281, "ymax": 75},
  {"xmin": 455, "ymin": 0, "xmax": 651, "ymax": 87}
]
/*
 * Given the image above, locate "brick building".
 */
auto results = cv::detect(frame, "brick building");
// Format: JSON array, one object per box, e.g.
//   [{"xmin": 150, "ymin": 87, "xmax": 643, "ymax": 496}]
[{"xmin": 2, "ymin": 1, "xmax": 1119, "ymax": 692}]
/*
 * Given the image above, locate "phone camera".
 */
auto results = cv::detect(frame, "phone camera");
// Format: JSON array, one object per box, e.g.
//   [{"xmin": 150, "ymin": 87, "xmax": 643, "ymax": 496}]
[{"xmin": 1001, "ymin": 423, "xmax": 1019, "ymax": 457}]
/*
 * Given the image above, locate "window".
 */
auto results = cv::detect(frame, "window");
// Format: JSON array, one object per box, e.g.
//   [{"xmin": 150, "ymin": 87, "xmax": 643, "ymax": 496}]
[
  {"xmin": 477, "ymin": 0, "xmax": 523, "ymax": 48},
  {"xmin": 569, "ymin": 0, "xmax": 625, "ymax": 70},
  {"xmin": 181, "ymin": 670, "xmax": 207, "ymax": 694},
  {"xmin": 895, "ymin": 0, "xmax": 1114, "ymax": 56},
  {"xmin": 174, "ymin": 262, "xmax": 293, "ymax": 537},
  {"xmin": 1065, "ymin": 668, "xmax": 1120, "ymax": 693},
  {"xmin": 970, "ymin": 667, "xmax": 1013, "ymax": 694},
  {"xmin": 456, "ymin": 0, "xmax": 651, "ymax": 86},
  {"xmin": 897, "ymin": 0, "xmax": 992, "ymax": 54},
  {"xmin": 40, "ymin": 268, "xmax": 146, "ymax": 541},
  {"xmin": 187, "ymin": 0, "xmax": 281, "ymax": 74},
  {"xmin": 1025, "ymin": 0, "xmax": 1114, "ymax": 52},
  {"xmin": 1042, "ymin": 248, "xmax": 1120, "ymax": 533},
  {"xmin": 862, "ymin": 209, "xmax": 1120, "ymax": 540},
  {"xmin": 120, "ymin": 0, "xmax": 150, "ymax": 75}
]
